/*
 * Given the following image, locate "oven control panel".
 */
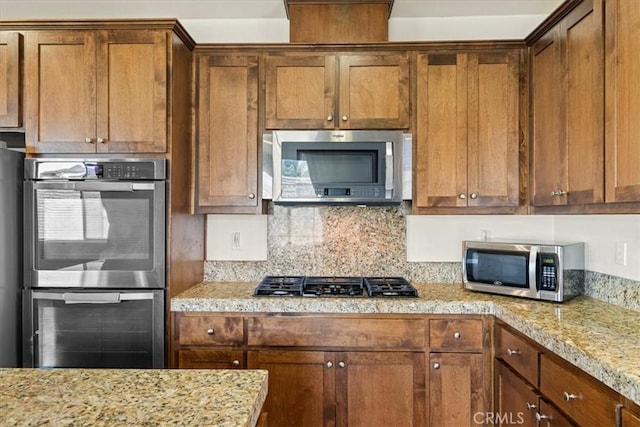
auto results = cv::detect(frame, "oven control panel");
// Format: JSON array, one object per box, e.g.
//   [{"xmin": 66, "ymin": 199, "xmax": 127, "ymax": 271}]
[
  {"xmin": 29, "ymin": 159, "xmax": 166, "ymax": 180},
  {"xmin": 94, "ymin": 163, "xmax": 156, "ymax": 180}
]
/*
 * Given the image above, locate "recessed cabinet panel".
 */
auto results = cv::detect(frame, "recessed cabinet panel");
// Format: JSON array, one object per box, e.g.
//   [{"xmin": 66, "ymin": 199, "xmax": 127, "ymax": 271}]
[
  {"xmin": 196, "ymin": 55, "xmax": 259, "ymax": 213},
  {"xmin": 0, "ymin": 32, "xmax": 22, "ymax": 128}
]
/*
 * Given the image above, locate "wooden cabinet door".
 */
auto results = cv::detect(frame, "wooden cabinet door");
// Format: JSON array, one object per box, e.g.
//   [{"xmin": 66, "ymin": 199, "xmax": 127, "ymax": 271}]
[
  {"xmin": 563, "ymin": 0, "xmax": 604, "ymax": 205},
  {"xmin": 247, "ymin": 350, "xmax": 335, "ymax": 427},
  {"xmin": 196, "ymin": 55, "xmax": 260, "ymax": 213},
  {"xmin": 415, "ymin": 53, "xmax": 468, "ymax": 208},
  {"xmin": 531, "ymin": 27, "xmax": 565, "ymax": 207},
  {"xmin": 429, "ymin": 352, "xmax": 486, "ymax": 426},
  {"xmin": 96, "ymin": 30, "xmax": 167, "ymax": 153},
  {"xmin": 605, "ymin": 0, "xmax": 640, "ymax": 202},
  {"xmin": 0, "ymin": 32, "xmax": 22, "ymax": 128},
  {"xmin": 25, "ymin": 31, "xmax": 97, "ymax": 153},
  {"xmin": 338, "ymin": 351, "xmax": 426, "ymax": 427},
  {"xmin": 537, "ymin": 399, "xmax": 575, "ymax": 427},
  {"xmin": 495, "ymin": 361, "xmax": 538, "ymax": 427},
  {"xmin": 265, "ymin": 54, "xmax": 336, "ymax": 129},
  {"xmin": 467, "ymin": 51, "xmax": 520, "ymax": 208},
  {"xmin": 338, "ymin": 53, "xmax": 410, "ymax": 129},
  {"xmin": 622, "ymin": 407, "xmax": 640, "ymax": 427}
]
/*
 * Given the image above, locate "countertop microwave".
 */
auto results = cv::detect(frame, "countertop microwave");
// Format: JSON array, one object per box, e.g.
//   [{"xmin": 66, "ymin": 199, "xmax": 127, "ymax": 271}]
[
  {"xmin": 462, "ymin": 240, "xmax": 585, "ymax": 302},
  {"xmin": 263, "ymin": 130, "xmax": 412, "ymax": 205}
]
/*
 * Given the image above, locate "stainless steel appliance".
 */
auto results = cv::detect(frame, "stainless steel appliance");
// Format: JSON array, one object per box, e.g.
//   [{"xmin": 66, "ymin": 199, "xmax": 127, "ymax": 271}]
[
  {"xmin": 0, "ymin": 147, "xmax": 24, "ymax": 367},
  {"xmin": 23, "ymin": 158, "xmax": 166, "ymax": 368},
  {"xmin": 263, "ymin": 130, "xmax": 412, "ymax": 205},
  {"xmin": 462, "ymin": 240, "xmax": 585, "ymax": 302},
  {"xmin": 254, "ymin": 276, "xmax": 418, "ymax": 297}
]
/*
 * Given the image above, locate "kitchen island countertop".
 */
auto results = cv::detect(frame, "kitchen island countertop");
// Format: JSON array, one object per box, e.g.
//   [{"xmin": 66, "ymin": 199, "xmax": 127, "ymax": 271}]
[
  {"xmin": 172, "ymin": 281, "xmax": 640, "ymax": 407},
  {"xmin": 0, "ymin": 368, "xmax": 268, "ymax": 426}
]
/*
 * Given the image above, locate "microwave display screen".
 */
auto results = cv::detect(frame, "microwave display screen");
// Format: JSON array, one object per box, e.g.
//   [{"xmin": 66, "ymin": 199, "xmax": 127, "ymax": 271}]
[
  {"xmin": 298, "ymin": 150, "xmax": 377, "ymax": 184},
  {"xmin": 465, "ymin": 250, "xmax": 528, "ymax": 288}
]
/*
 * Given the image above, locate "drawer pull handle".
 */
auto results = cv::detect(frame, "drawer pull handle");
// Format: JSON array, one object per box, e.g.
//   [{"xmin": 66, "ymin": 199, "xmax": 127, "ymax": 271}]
[
  {"xmin": 232, "ymin": 360, "xmax": 240, "ymax": 367},
  {"xmin": 535, "ymin": 413, "xmax": 550, "ymax": 422},
  {"xmin": 453, "ymin": 332, "xmax": 461, "ymax": 339},
  {"xmin": 563, "ymin": 391, "xmax": 578, "ymax": 401},
  {"xmin": 326, "ymin": 361, "xmax": 333, "ymax": 369},
  {"xmin": 206, "ymin": 329, "xmax": 215, "ymax": 335},
  {"xmin": 433, "ymin": 363, "xmax": 440, "ymax": 370},
  {"xmin": 525, "ymin": 402, "xmax": 537, "ymax": 411},
  {"xmin": 507, "ymin": 348, "xmax": 521, "ymax": 356}
]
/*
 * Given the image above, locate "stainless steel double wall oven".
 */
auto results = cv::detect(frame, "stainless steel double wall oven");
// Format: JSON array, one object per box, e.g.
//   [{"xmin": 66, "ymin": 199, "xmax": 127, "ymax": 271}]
[{"xmin": 23, "ymin": 159, "xmax": 166, "ymax": 368}]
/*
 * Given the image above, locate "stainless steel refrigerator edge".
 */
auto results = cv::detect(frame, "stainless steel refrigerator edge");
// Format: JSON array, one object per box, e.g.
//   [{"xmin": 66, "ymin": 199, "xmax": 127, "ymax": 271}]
[{"xmin": 0, "ymin": 148, "xmax": 24, "ymax": 367}]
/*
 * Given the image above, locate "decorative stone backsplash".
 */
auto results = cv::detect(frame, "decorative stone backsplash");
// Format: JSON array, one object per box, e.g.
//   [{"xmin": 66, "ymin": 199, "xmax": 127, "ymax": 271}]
[
  {"xmin": 204, "ymin": 203, "xmax": 461, "ymax": 283},
  {"xmin": 204, "ymin": 203, "xmax": 640, "ymax": 313}
]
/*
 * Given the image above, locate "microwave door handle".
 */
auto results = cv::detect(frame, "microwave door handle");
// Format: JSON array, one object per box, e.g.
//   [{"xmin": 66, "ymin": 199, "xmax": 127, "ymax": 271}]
[
  {"xmin": 529, "ymin": 246, "xmax": 539, "ymax": 294},
  {"xmin": 385, "ymin": 142, "xmax": 394, "ymax": 194}
]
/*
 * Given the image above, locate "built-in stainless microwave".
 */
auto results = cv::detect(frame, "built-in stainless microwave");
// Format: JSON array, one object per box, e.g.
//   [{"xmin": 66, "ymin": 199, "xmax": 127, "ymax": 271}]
[
  {"xmin": 263, "ymin": 130, "xmax": 412, "ymax": 205},
  {"xmin": 462, "ymin": 240, "xmax": 585, "ymax": 302}
]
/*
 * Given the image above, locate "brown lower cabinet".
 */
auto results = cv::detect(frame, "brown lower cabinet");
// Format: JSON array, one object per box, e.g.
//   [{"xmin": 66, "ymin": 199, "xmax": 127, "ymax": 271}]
[{"xmin": 173, "ymin": 312, "xmax": 490, "ymax": 427}]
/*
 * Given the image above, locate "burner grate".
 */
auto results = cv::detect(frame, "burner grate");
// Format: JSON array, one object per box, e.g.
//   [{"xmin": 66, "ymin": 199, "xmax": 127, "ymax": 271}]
[
  {"xmin": 303, "ymin": 276, "xmax": 364, "ymax": 297},
  {"xmin": 364, "ymin": 277, "xmax": 418, "ymax": 297},
  {"xmin": 254, "ymin": 276, "xmax": 304, "ymax": 297}
]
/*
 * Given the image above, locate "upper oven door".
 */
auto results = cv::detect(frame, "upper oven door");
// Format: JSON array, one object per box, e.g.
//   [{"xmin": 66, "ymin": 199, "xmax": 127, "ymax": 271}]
[{"xmin": 24, "ymin": 180, "xmax": 165, "ymax": 288}]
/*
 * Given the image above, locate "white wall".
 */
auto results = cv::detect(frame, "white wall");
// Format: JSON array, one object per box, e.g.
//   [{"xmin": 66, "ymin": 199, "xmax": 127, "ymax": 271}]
[
  {"xmin": 181, "ymin": 15, "xmax": 549, "ymax": 43},
  {"xmin": 407, "ymin": 215, "xmax": 640, "ymax": 281}
]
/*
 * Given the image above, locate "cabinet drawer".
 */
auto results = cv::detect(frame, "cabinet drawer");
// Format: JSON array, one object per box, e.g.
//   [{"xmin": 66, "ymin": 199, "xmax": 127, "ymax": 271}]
[
  {"xmin": 178, "ymin": 349, "xmax": 244, "ymax": 369},
  {"xmin": 495, "ymin": 325, "xmax": 540, "ymax": 386},
  {"xmin": 540, "ymin": 354, "xmax": 620, "ymax": 427},
  {"xmin": 177, "ymin": 315, "xmax": 244, "ymax": 346},
  {"xmin": 247, "ymin": 316, "xmax": 426, "ymax": 349},
  {"xmin": 429, "ymin": 319, "xmax": 483, "ymax": 352}
]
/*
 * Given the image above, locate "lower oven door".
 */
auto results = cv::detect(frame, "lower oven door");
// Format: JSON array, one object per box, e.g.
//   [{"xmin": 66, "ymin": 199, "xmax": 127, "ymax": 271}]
[{"xmin": 22, "ymin": 289, "xmax": 164, "ymax": 368}]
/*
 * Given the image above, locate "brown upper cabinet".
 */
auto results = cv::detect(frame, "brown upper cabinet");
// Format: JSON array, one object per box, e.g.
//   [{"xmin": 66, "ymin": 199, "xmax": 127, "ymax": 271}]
[
  {"xmin": 415, "ymin": 50, "xmax": 524, "ymax": 213},
  {"xmin": 265, "ymin": 52, "xmax": 410, "ymax": 130},
  {"xmin": 605, "ymin": 0, "xmax": 640, "ymax": 203},
  {"xmin": 531, "ymin": 0, "xmax": 604, "ymax": 208},
  {"xmin": 195, "ymin": 54, "xmax": 260, "ymax": 214},
  {"xmin": 24, "ymin": 29, "xmax": 167, "ymax": 154},
  {"xmin": 0, "ymin": 32, "xmax": 22, "ymax": 128}
]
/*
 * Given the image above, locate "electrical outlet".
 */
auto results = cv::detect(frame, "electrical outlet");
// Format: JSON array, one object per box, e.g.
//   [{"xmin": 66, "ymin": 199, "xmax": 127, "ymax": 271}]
[
  {"xmin": 232, "ymin": 232, "xmax": 241, "ymax": 250},
  {"xmin": 615, "ymin": 241, "xmax": 627, "ymax": 266}
]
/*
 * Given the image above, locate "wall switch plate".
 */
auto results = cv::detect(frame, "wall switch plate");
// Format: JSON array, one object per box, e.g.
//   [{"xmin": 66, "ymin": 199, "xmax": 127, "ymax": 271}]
[{"xmin": 615, "ymin": 241, "xmax": 627, "ymax": 266}]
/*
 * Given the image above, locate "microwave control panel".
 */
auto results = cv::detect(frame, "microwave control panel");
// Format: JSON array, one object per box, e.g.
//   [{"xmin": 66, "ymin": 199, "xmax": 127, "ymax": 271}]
[{"xmin": 539, "ymin": 253, "xmax": 558, "ymax": 291}]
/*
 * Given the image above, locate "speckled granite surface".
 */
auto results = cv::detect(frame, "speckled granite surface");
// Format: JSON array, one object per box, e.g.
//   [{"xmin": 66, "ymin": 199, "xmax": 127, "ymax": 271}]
[
  {"xmin": 172, "ymin": 281, "xmax": 640, "ymax": 406},
  {"xmin": 0, "ymin": 368, "xmax": 268, "ymax": 426}
]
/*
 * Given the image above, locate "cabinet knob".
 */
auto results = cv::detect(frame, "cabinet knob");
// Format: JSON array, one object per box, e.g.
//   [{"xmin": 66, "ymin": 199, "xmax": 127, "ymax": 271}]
[
  {"xmin": 247, "ymin": 193, "xmax": 256, "ymax": 199},
  {"xmin": 433, "ymin": 363, "xmax": 440, "ymax": 370},
  {"xmin": 206, "ymin": 328, "xmax": 215, "ymax": 335},
  {"xmin": 453, "ymin": 332, "xmax": 461, "ymax": 339},
  {"xmin": 326, "ymin": 361, "xmax": 333, "ymax": 369},
  {"xmin": 506, "ymin": 348, "xmax": 521, "ymax": 356},
  {"xmin": 341, "ymin": 115, "xmax": 348, "ymax": 121},
  {"xmin": 550, "ymin": 189, "xmax": 567, "ymax": 197},
  {"xmin": 563, "ymin": 391, "xmax": 578, "ymax": 401},
  {"xmin": 458, "ymin": 193, "xmax": 467, "ymax": 199},
  {"xmin": 232, "ymin": 360, "xmax": 240, "ymax": 367},
  {"xmin": 470, "ymin": 193, "xmax": 478, "ymax": 199},
  {"xmin": 338, "ymin": 361, "xmax": 346, "ymax": 368},
  {"xmin": 526, "ymin": 402, "xmax": 537, "ymax": 411},
  {"xmin": 326, "ymin": 115, "xmax": 333, "ymax": 122},
  {"xmin": 85, "ymin": 137, "xmax": 93, "ymax": 144},
  {"xmin": 97, "ymin": 137, "xmax": 105, "ymax": 144}
]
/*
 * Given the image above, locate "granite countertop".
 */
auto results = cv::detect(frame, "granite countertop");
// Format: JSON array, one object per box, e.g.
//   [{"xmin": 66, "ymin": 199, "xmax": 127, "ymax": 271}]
[
  {"xmin": 172, "ymin": 281, "xmax": 640, "ymax": 407},
  {"xmin": 0, "ymin": 368, "xmax": 268, "ymax": 426}
]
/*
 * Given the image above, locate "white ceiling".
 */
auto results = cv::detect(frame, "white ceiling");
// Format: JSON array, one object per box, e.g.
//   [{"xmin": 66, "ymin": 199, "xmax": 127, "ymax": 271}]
[{"xmin": 0, "ymin": 0, "xmax": 564, "ymax": 20}]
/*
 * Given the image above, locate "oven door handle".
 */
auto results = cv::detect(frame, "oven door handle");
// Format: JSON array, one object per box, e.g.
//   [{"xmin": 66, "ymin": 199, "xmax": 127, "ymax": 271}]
[
  {"xmin": 32, "ymin": 182, "xmax": 155, "ymax": 192},
  {"xmin": 31, "ymin": 291, "xmax": 155, "ymax": 304}
]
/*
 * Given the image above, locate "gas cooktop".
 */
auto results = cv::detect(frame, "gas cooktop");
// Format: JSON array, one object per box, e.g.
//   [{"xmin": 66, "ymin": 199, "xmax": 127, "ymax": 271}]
[{"xmin": 254, "ymin": 276, "xmax": 418, "ymax": 298}]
